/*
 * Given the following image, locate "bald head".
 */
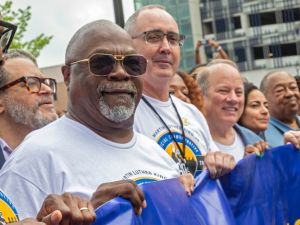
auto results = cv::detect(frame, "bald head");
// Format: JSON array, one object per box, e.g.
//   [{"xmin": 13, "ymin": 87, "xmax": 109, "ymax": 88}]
[
  {"xmin": 261, "ymin": 70, "xmax": 300, "ymax": 121},
  {"xmin": 65, "ymin": 20, "xmax": 132, "ymax": 65},
  {"xmin": 260, "ymin": 71, "xmax": 293, "ymax": 96}
]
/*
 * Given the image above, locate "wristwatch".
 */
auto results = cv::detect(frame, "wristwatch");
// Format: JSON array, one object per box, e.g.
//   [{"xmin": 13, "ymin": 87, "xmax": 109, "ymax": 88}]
[{"xmin": 217, "ymin": 46, "xmax": 222, "ymax": 51}]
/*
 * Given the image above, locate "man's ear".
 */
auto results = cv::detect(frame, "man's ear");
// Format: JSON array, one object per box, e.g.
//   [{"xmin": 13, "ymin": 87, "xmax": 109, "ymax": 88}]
[
  {"xmin": 0, "ymin": 95, "xmax": 5, "ymax": 114},
  {"xmin": 61, "ymin": 66, "xmax": 71, "ymax": 91}
]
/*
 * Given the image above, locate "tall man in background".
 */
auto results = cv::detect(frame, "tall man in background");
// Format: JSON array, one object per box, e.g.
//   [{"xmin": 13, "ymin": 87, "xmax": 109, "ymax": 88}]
[{"xmin": 125, "ymin": 5, "xmax": 236, "ymax": 178}]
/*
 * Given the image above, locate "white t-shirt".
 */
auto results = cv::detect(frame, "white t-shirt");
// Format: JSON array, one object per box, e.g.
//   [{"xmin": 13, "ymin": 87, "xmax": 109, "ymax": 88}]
[
  {"xmin": 134, "ymin": 94, "xmax": 218, "ymax": 177},
  {"xmin": 213, "ymin": 130, "xmax": 245, "ymax": 162},
  {"xmin": 0, "ymin": 116, "xmax": 179, "ymax": 220}
]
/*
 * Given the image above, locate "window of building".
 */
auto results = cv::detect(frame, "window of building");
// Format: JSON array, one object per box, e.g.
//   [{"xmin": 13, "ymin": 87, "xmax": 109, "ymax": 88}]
[
  {"xmin": 180, "ymin": 23, "xmax": 192, "ymax": 36},
  {"xmin": 234, "ymin": 16, "xmax": 242, "ymax": 29},
  {"xmin": 281, "ymin": 43, "xmax": 297, "ymax": 57},
  {"xmin": 178, "ymin": 4, "xmax": 190, "ymax": 23},
  {"xmin": 215, "ymin": 18, "xmax": 227, "ymax": 33},
  {"xmin": 253, "ymin": 46, "xmax": 264, "ymax": 60},
  {"xmin": 234, "ymin": 48, "xmax": 246, "ymax": 62},
  {"xmin": 249, "ymin": 14, "xmax": 260, "ymax": 27},
  {"xmin": 260, "ymin": 11, "xmax": 276, "ymax": 25},
  {"xmin": 282, "ymin": 8, "xmax": 300, "ymax": 23},
  {"xmin": 203, "ymin": 21, "xmax": 213, "ymax": 34}
]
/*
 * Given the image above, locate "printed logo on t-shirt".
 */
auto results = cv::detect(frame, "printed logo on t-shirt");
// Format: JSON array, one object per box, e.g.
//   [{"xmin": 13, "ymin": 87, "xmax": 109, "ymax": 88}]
[
  {"xmin": 155, "ymin": 129, "xmax": 204, "ymax": 177},
  {"xmin": 122, "ymin": 170, "xmax": 168, "ymax": 185},
  {"xmin": 0, "ymin": 189, "xmax": 19, "ymax": 224}
]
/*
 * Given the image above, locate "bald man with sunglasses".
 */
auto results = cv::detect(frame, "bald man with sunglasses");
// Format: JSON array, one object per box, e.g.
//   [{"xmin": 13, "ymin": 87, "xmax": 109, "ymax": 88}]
[{"xmin": 0, "ymin": 20, "xmax": 195, "ymax": 220}]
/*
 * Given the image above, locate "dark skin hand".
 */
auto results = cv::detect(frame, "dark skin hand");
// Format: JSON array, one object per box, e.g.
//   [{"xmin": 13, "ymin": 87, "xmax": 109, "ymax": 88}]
[
  {"xmin": 91, "ymin": 180, "xmax": 147, "ymax": 216},
  {"xmin": 36, "ymin": 193, "xmax": 96, "ymax": 225},
  {"xmin": 16, "ymin": 210, "xmax": 62, "ymax": 225}
]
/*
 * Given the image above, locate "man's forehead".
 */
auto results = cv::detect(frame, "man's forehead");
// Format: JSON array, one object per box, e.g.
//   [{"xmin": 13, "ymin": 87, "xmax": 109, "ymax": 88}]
[
  {"xmin": 4, "ymin": 58, "xmax": 42, "ymax": 79},
  {"xmin": 208, "ymin": 65, "xmax": 242, "ymax": 85},
  {"xmin": 269, "ymin": 72, "xmax": 295, "ymax": 87},
  {"xmin": 77, "ymin": 28, "xmax": 136, "ymax": 57},
  {"xmin": 135, "ymin": 9, "xmax": 179, "ymax": 34}
]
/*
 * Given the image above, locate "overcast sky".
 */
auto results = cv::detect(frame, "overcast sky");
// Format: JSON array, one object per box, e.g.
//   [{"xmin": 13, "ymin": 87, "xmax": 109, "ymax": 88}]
[{"xmin": 8, "ymin": 0, "xmax": 135, "ymax": 68}]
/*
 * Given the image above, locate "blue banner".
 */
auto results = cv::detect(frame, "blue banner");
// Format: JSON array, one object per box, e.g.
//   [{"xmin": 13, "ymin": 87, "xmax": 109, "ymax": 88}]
[
  {"xmin": 220, "ymin": 143, "xmax": 300, "ymax": 225},
  {"xmin": 94, "ymin": 144, "xmax": 300, "ymax": 225},
  {"xmin": 94, "ymin": 170, "xmax": 235, "ymax": 225}
]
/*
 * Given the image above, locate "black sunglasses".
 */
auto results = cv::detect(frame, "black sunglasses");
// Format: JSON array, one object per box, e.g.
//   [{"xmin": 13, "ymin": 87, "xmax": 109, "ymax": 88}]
[
  {"xmin": 0, "ymin": 20, "xmax": 18, "ymax": 53},
  {"xmin": 68, "ymin": 53, "xmax": 148, "ymax": 77}
]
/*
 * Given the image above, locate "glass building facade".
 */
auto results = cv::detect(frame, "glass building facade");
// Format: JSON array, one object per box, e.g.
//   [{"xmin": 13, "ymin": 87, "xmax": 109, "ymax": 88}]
[{"xmin": 134, "ymin": 0, "xmax": 195, "ymax": 71}]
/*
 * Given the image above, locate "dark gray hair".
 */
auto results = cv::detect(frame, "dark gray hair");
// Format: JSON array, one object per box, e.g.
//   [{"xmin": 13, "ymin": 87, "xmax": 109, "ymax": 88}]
[
  {"xmin": 124, "ymin": 5, "xmax": 166, "ymax": 36},
  {"xmin": 0, "ymin": 49, "xmax": 38, "ymax": 89},
  {"xmin": 196, "ymin": 59, "xmax": 239, "ymax": 95}
]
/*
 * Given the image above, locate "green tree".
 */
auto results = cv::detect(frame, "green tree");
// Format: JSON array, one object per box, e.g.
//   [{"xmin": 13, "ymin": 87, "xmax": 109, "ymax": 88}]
[{"xmin": 0, "ymin": 1, "xmax": 53, "ymax": 58}]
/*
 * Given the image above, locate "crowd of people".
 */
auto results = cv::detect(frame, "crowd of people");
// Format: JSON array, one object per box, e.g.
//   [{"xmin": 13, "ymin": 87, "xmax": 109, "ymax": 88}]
[{"xmin": 0, "ymin": 4, "xmax": 299, "ymax": 224}]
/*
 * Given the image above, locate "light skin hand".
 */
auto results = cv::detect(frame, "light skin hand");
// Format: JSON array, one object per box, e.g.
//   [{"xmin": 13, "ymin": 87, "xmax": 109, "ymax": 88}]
[
  {"xmin": 196, "ymin": 41, "xmax": 201, "ymax": 50},
  {"xmin": 179, "ymin": 173, "xmax": 195, "ymax": 196},
  {"xmin": 91, "ymin": 180, "xmax": 146, "ymax": 216},
  {"xmin": 202, "ymin": 152, "xmax": 236, "ymax": 179},
  {"xmin": 36, "ymin": 193, "xmax": 96, "ymax": 225},
  {"xmin": 207, "ymin": 38, "xmax": 219, "ymax": 48},
  {"xmin": 244, "ymin": 140, "xmax": 270, "ymax": 158},
  {"xmin": 284, "ymin": 130, "xmax": 300, "ymax": 149}
]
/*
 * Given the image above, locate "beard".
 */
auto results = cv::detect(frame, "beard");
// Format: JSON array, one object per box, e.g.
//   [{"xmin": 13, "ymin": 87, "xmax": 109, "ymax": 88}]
[
  {"xmin": 97, "ymin": 83, "xmax": 137, "ymax": 123},
  {"xmin": 4, "ymin": 94, "xmax": 58, "ymax": 129}
]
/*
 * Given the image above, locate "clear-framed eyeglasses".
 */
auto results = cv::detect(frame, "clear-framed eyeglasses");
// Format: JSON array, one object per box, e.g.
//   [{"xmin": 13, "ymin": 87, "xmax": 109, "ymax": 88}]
[{"xmin": 131, "ymin": 31, "xmax": 185, "ymax": 47}]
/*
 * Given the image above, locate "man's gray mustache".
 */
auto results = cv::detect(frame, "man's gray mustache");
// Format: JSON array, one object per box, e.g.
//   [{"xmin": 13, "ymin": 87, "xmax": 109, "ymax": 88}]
[
  {"xmin": 35, "ymin": 96, "xmax": 54, "ymax": 109},
  {"xmin": 97, "ymin": 83, "xmax": 137, "ymax": 96}
]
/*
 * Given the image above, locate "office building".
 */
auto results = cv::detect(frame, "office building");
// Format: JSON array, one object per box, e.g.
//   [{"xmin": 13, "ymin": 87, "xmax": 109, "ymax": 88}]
[{"xmin": 134, "ymin": 0, "xmax": 300, "ymax": 85}]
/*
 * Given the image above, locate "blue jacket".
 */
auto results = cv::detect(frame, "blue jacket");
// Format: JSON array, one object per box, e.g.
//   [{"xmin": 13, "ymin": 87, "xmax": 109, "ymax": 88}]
[
  {"xmin": 234, "ymin": 123, "xmax": 262, "ymax": 146},
  {"xmin": 263, "ymin": 115, "xmax": 300, "ymax": 147}
]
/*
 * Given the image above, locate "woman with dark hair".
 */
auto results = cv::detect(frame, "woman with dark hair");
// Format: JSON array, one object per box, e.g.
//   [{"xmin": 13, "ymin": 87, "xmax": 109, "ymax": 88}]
[
  {"xmin": 238, "ymin": 82, "xmax": 269, "ymax": 136},
  {"xmin": 169, "ymin": 70, "xmax": 205, "ymax": 115}
]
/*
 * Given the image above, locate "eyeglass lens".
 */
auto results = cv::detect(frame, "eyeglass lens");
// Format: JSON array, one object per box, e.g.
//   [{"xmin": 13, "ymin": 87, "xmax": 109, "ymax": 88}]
[
  {"xmin": 145, "ymin": 32, "xmax": 183, "ymax": 46},
  {"xmin": 0, "ymin": 30, "xmax": 12, "ymax": 50},
  {"xmin": 27, "ymin": 77, "xmax": 56, "ymax": 93},
  {"xmin": 89, "ymin": 54, "xmax": 147, "ymax": 76}
]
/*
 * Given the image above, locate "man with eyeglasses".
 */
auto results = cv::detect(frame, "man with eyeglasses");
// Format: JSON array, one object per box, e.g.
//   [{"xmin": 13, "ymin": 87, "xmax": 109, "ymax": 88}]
[
  {"xmin": 0, "ymin": 49, "xmax": 58, "ymax": 165},
  {"xmin": 125, "ymin": 5, "xmax": 236, "ymax": 178},
  {"xmin": 0, "ymin": 20, "xmax": 195, "ymax": 220}
]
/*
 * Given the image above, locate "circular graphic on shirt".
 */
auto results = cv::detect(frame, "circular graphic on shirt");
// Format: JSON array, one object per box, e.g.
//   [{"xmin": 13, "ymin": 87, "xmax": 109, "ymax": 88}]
[
  {"xmin": 156, "ymin": 131, "xmax": 203, "ymax": 176},
  {"xmin": 0, "ymin": 190, "xmax": 19, "ymax": 224},
  {"xmin": 133, "ymin": 177, "xmax": 160, "ymax": 185}
]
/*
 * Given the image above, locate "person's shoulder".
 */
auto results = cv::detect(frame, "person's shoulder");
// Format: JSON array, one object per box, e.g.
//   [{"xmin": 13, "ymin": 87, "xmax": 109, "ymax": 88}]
[
  {"xmin": 4, "ymin": 117, "xmax": 67, "ymax": 165},
  {"xmin": 136, "ymin": 132, "xmax": 160, "ymax": 146},
  {"xmin": 234, "ymin": 124, "xmax": 262, "ymax": 144}
]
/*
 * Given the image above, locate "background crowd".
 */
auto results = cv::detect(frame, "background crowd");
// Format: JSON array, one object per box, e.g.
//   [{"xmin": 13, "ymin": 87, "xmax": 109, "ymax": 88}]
[{"xmin": 0, "ymin": 3, "xmax": 300, "ymax": 225}]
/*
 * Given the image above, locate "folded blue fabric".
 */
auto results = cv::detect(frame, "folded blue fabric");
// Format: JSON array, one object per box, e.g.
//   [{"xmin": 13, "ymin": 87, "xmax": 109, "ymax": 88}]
[
  {"xmin": 94, "ymin": 170, "xmax": 235, "ymax": 225},
  {"xmin": 94, "ymin": 144, "xmax": 300, "ymax": 225},
  {"xmin": 220, "ymin": 143, "xmax": 300, "ymax": 225}
]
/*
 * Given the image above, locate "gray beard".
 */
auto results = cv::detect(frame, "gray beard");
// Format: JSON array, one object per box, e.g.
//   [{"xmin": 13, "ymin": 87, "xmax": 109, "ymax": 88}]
[
  {"xmin": 97, "ymin": 83, "xmax": 137, "ymax": 123},
  {"xmin": 4, "ymin": 94, "xmax": 58, "ymax": 129}
]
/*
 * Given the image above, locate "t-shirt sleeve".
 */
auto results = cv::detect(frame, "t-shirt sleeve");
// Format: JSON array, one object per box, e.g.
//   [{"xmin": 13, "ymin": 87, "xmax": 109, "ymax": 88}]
[{"xmin": 0, "ymin": 171, "xmax": 47, "ymax": 220}]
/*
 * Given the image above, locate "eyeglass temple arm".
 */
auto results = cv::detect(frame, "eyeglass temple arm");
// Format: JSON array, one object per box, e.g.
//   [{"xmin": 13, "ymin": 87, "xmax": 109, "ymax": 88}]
[{"xmin": 69, "ymin": 59, "xmax": 89, "ymax": 65}]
